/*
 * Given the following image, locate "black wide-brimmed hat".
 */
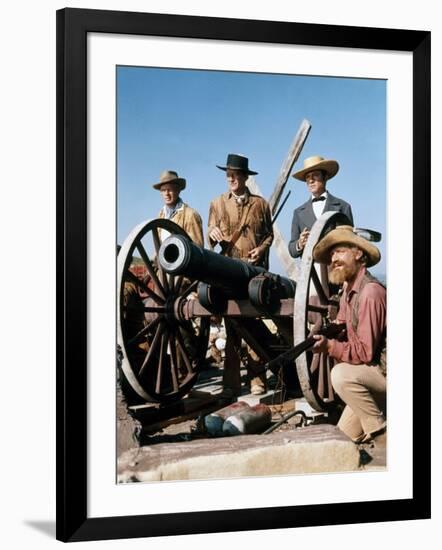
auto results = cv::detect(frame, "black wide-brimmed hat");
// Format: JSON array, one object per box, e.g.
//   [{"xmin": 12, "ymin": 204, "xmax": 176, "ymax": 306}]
[{"xmin": 216, "ymin": 153, "xmax": 258, "ymax": 175}]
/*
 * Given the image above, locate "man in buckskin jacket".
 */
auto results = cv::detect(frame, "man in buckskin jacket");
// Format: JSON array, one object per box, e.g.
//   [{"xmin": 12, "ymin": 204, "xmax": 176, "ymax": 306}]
[
  {"xmin": 288, "ymin": 155, "xmax": 353, "ymax": 258},
  {"xmin": 154, "ymin": 170, "xmax": 204, "ymax": 246},
  {"xmin": 208, "ymin": 155, "xmax": 273, "ymax": 268},
  {"xmin": 208, "ymin": 153, "xmax": 274, "ymax": 396}
]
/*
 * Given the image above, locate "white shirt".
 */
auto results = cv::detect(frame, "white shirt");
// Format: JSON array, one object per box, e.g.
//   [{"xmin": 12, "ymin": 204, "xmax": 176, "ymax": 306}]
[
  {"xmin": 160, "ymin": 200, "xmax": 184, "ymax": 240},
  {"xmin": 312, "ymin": 192, "xmax": 328, "ymax": 219},
  {"xmin": 296, "ymin": 192, "xmax": 329, "ymax": 251},
  {"xmin": 162, "ymin": 198, "xmax": 184, "ymax": 220}
]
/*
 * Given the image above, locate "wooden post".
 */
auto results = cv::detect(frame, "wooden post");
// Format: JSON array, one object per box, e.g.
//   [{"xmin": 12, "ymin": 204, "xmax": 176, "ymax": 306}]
[
  {"xmin": 247, "ymin": 177, "xmax": 298, "ymax": 281},
  {"xmin": 268, "ymin": 119, "xmax": 312, "ymax": 216}
]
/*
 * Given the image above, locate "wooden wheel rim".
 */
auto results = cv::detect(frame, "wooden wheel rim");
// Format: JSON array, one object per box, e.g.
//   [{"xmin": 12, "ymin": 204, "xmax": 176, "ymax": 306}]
[
  {"xmin": 117, "ymin": 218, "xmax": 209, "ymax": 403},
  {"xmin": 293, "ymin": 211, "xmax": 351, "ymax": 411}
]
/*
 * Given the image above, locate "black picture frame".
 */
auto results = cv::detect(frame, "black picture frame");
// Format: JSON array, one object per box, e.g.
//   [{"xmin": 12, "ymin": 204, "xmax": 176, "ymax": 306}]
[{"xmin": 56, "ymin": 7, "xmax": 431, "ymax": 543}]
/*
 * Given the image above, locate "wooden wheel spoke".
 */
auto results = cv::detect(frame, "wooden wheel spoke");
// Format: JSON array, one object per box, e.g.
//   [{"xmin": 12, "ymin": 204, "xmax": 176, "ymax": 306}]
[
  {"xmin": 125, "ymin": 270, "xmax": 164, "ymax": 305},
  {"xmin": 152, "ymin": 227, "xmax": 170, "ymax": 294},
  {"xmin": 173, "ymin": 275, "xmax": 184, "ymax": 295},
  {"xmin": 315, "ymin": 352, "xmax": 334, "ymax": 402},
  {"xmin": 123, "ymin": 305, "xmax": 166, "ymax": 315},
  {"xmin": 310, "ymin": 353, "xmax": 320, "ymax": 374},
  {"xmin": 168, "ymin": 334, "xmax": 180, "ymax": 392},
  {"xmin": 175, "ymin": 329, "xmax": 194, "ymax": 375},
  {"xmin": 139, "ymin": 322, "xmax": 164, "ymax": 377},
  {"xmin": 155, "ymin": 328, "xmax": 169, "ymax": 394},
  {"xmin": 317, "ymin": 353, "xmax": 326, "ymax": 398},
  {"xmin": 127, "ymin": 316, "xmax": 161, "ymax": 346},
  {"xmin": 159, "ymin": 267, "xmax": 170, "ymax": 294},
  {"xmin": 310, "ymin": 267, "xmax": 329, "ymax": 304},
  {"xmin": 307, "ymin": 304, "xmax": 329, "ymax": 315},
  {"xmin": 326, "ymin": 356, "xmax": 335, "ymax": 401},
  {"xmin": 151, "ymin": 226, "xmax": 161, "ymax": 255},
  {"xmin": 168, "ymin": 273, "xmax": 176, "ymax": 294},
  {"xmin": 136, "ymin": 242, "xmax": 166, "ymax": 299},
  {"xmin": 322, "ymin": 354, "xmax": 330, "ymax": 400},
  {"xmin": 179, "ymin": 279, "xmax": 198, "ymax": 300}
]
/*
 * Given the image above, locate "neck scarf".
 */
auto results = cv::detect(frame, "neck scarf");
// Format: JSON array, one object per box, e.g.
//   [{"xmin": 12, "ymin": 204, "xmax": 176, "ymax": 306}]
[
  {"xmin": 163, "ymin": 198, "xmax": 183, "ymax": 219},
  {"xmin": 232, "ymin": 191, "xmax": 248, "ymax": 205}
]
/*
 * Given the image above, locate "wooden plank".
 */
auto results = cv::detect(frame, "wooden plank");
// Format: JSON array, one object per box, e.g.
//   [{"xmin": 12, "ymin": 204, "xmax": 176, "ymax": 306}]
[
  {"xmin": 128, "ymin": 391, "xmax": 227, "ymax": 426},
  {"xmin": 268, "ymin": 118, "xmax": 312, "ymax": 216},
  {"xmin": 247, "ymin": 177, "xmax": 299, "ymax": 281},
  {"xmin": 185, "ymin": 297, "xmax": 294, "ymax": 318}
]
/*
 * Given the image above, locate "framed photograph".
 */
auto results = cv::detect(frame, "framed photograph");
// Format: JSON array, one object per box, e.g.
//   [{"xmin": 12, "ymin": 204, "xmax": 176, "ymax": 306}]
[{"xmin": 57, "ymin": 8, "xmax": 430, "ymax": 542}]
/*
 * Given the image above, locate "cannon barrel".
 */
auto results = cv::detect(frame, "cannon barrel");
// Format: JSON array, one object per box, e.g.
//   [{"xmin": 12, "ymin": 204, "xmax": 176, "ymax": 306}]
[{"xmin": 158, "ymin": 235, "xmax": 295, "ymax": 300}]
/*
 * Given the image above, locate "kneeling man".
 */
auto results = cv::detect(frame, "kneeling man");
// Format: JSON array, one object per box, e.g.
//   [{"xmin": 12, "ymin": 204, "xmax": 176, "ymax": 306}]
[{"xmin": 312, "ymin": 226, "xmax": 386, "ymax": 444}]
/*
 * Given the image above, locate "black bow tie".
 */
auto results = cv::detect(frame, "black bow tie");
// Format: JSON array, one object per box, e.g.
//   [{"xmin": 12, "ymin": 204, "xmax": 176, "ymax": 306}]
[{"xmin": 312, "ymin": 196, "xmax": 326, "ymax": 202}]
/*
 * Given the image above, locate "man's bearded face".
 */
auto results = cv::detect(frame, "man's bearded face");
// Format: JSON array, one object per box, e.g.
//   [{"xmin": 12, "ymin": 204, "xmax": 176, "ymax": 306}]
[{"xmin": 328, "ymin": 245, "xmax": 362, "ymax": 285}]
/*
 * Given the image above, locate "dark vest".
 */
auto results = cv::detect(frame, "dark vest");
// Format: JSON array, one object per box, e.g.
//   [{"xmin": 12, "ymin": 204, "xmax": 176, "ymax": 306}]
[{"xmin": 351, "ymin": 272, "xmax": 387, "ymax": 376}]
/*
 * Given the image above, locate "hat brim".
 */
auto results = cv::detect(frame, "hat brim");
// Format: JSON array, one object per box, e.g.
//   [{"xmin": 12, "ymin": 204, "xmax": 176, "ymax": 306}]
[
  {"xmin": 216, "ymin": 165, "xmax": 258, "ymax": 176},
  {"xmin": 153, "ymin": 178, "xmax": 186, "ymax": 191},
  {"xmin": 313, "ymin": 226, "xmax": 381, "ymax": 267},
  {"xmin": 293, "ymin": 160, "xmax": 339, "ymax": 181}
]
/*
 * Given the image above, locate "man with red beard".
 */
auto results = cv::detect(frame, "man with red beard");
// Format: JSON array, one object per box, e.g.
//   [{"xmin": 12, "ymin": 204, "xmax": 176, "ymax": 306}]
[{"xmin": 311, "ymin": 225, "xmax": 386, "ymax": 445}]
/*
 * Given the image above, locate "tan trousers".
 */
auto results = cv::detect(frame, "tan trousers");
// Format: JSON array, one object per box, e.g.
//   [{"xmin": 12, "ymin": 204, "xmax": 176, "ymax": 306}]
[
  {"xmin": 223, "ymin": 320, "xmax": 266, "ymax": 395},
  {"xmin": 331, "ymin": 362, "xmax": 386, "ymax": 442}
]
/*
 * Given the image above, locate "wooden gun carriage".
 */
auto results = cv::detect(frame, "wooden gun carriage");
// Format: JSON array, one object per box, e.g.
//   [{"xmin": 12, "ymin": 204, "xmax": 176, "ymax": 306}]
[{"xmin": 117, "ymin": 210, "xmax": 351, "ymax": 413}]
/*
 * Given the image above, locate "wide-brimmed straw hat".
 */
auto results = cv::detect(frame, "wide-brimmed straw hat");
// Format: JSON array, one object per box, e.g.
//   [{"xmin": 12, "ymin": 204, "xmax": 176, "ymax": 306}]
[
  {"xmin": 216, "ymin": 153, "xmax": 258, "ymax": 175},
  {"xmin": 313, "ymin": 225, "xmax": 381, "ymax": 267},
  {"xmin": 293, "ymin": 155, "xmax": 339, "ymax": 181},
  {"xmin": 152, "ymin": 170, "xmax": 186, "ymax": 191}
]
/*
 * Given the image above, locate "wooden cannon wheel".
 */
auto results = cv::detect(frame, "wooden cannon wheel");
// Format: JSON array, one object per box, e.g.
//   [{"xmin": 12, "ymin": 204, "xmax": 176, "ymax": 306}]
[
  {"xmin": 293, "ymin": 211, "xmax": 351, "ymax": 412},
  {"xmin": 117, "ymin": 219, "xmax": 210, "ymax": 405}
]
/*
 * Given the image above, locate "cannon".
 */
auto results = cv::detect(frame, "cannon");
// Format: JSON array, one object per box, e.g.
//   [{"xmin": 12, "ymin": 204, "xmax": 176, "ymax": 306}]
[
  {"xmin": 117, "ymin": 211, "xmax": 351, "ymax": 411},
  {"xmin": 158, "ymin": 233, "xmax": 296, "ymax": 311}
]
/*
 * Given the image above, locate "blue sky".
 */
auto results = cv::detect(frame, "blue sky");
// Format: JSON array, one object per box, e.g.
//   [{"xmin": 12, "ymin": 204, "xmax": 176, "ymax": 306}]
[{"xmin": 117, "ymin": 66, "xmax": 386, "ymax": 276}]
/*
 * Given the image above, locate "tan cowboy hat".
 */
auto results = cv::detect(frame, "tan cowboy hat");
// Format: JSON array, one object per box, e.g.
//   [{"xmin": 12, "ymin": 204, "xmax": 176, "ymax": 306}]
[
  {"xmin": 152, "ymin": 170, "xmax": 186, "ymax": 191},
  {"xmin": 313, "ymin": 225, "xmax": 381, "ymax": 267},
  {"xmin": 293, "ymin": 155, "xmax": 339, "ymax": 181}
]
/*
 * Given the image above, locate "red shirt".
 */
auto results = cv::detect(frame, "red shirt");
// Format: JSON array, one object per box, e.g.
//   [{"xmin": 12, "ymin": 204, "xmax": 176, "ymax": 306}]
[{"xmin": 328, "ymin": 267, "xmax": 386, "ymax": 365}]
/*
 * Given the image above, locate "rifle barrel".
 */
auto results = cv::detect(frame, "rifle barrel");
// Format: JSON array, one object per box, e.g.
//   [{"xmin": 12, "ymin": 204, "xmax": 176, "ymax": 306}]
[{"xmin": 272, "ymin": 190, "xmax": 291, "ymax": 225}]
